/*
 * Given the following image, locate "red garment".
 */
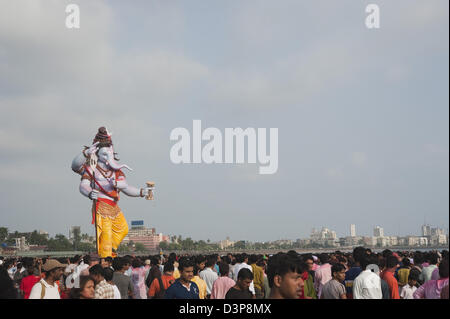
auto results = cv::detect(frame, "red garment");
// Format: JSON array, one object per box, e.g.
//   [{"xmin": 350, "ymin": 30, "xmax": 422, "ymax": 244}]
[
  {"xmin": 299, "ymin": 271, "xmax": 309, "ymax": 299},
  {"xmin": 20, "ymin": 275, "xmax": 40, "ymax": 299},
  {"xmin": 381, "ymin": 270, "xmax": 400, "ymax": 299}
]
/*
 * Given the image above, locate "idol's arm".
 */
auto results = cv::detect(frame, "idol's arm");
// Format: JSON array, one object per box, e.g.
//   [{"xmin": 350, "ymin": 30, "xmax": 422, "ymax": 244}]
[
  {"xmin": 71, "ymin": 142, "xmax": 99, "ymax": 174},
  {"xmin": 117, "ymin": 179, "xmax": 149, "ymax": 198},
  {"xmin": 72, "ymin": 153, "xmax": 86, "ymax": 174},
  {"xmin": 80, "ymin": 179, "xmax": 97, "ymax": 199}
]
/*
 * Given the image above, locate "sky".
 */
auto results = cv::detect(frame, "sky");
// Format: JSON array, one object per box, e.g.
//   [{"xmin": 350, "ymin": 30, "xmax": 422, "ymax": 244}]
[{"xmin": 0, "ymin": 0, "xmax": 448, "ymax": 242}]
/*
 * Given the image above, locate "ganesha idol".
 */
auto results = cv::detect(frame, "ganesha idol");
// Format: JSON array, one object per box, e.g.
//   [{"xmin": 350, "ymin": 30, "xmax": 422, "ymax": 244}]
[{"xmin": 71, "ymin": 127, "xmax": 154, "ymax": 258}]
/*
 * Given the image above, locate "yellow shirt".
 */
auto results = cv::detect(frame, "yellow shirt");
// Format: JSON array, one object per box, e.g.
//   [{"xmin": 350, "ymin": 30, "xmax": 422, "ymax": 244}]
[
  {"xmin": 251, "ymin": 264, "xmax": 264, "ymax": 291},
  {"xmin": 397, "ymin": 268, "xmax": 410, "ymax": 286},
  {"xmin": 191, "ymin": 276, "xmax": 207, "ymax": 299},
  {"xmin": 173, "ymin": 268, "xmax": 180, "ymax": 279}
]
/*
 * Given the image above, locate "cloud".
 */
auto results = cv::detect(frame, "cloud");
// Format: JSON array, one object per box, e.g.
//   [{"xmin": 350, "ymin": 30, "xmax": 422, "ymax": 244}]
[
  {"xmin": 351, "ymin": 152, "xmax": 368, "ymax": 167},
  {"xmin": 327, "ymin": 167, "xmax": 344, "ymax": 178}
]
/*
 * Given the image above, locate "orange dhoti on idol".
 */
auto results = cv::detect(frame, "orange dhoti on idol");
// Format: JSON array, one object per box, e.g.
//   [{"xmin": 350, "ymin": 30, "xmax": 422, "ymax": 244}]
[{"xmin": 93, "ymin": 199, "xmax": 129, "ymax": 258}]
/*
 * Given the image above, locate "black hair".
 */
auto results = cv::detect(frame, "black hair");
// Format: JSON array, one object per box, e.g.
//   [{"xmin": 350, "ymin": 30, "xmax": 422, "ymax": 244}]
[
  {"xmin": 168, "ymin": 253, "xmax": 177, "ymax": 264},
  {"xmin": 218, "ymin": 262, "xmax": 229, "ymax": 276},
  {"xmin": 429, "ymin": 253, "xmax": 438, "ymax": 265},
  {"xmin": 205, "ymin": 256, "xmax": 217, "ymax": 268},
  {"xmin": 150, "ymin": 256, "xmax": 159, "ymax": 266},
  {"xmin": 222, "ymin": 256, "xmax": 231, "ymax": 265},
  {"xmin": 0, "ymin": 267, "xmax": 17, "ymax": 299},
  {"xmin": 408, "ymin": 269, "xmax": 420, "ymax": 281},
  {"xmin": 319, "ymin": 253, "xmax": 329, "ymax": 264},
  {"xmin": 178, "ymin": 258, "xmax": 195, "ymax": 272},
  {"xmin": 353, "ymin": 247, "xmax": 366, "ymax": 264},
  {"xmin": 69, "ymin": 275, "xmax": 95, "ymax": 299},
  {"xmin": 237, "ymin": 268, "xmax": 254, "ymax": 281},
  {"xmin": 360, "ymin": 256, "xmax": 370, "ymax": 270},
  {"xmin": 267, "ymin": 253, "xmax": 302, "ymax": 288},
  {"xmin": 249, "ymin": 255, "xmax": 259, "ymax": 264},
  {"xmin": 386, "ymin": 255, "xmax": 399, "ymax": 269},
  {"xmin": 382, "ymin": 249, "xmax": 393, "ymax": 258},
  {"xmin": 402, "ymin": 257, "xmax": 411, "ymax": 268},
  {"xmin": 331, "ymin": 263, "xmax": 346, "ymax": 276},
  {"xmin": 163, "ymin": 262, "xmax": 174, "ymax": 273},
  {"xmin": 105, "ymin": 257, "xmax": 113, "ymax": 264},
  {"xmin": 103, "ymin": 267, "xmax": 114, "ymax": 282},
  {"xmin": 89, "ymin": 264, "xmax": 105, "ymax": 277},
  {"xmin": 132, "ymin": 258, "xmax": 142, "ymax": 268},
  {"xmin": 439, "ymin": 259, "xmax": 449, "ymax": 279},
  {"xmin": 112, "ymin": 257, "xmax": 124, "ymax": 271}
]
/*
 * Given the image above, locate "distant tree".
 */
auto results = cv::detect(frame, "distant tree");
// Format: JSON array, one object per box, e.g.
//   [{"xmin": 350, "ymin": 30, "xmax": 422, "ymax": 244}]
[
  {"xmin": 47, "ymin": 234, "xmax": 72, "ymax": 251},
  {"xmin": 181, "ymin": 237, "xmax": 195, "ymax": 250},
  {"xmin": 29, "ymin": 230, "xmax": 49, "ymax": 246},
  {"xmin": 118, "ymin": 243, "xmax": 131, "ymax": 253},
  {"xmin": 234, "ymin": 241, "xmax": 246, "ymax": 250},
  {"xmin": 0, "ymin": 227, "xmax": 8, "ymax": 242},
  {"xmin": 159, "ymin": 241, "xmax": 169, "ymax": 250},
  {"xmin": 134, "ymin": 243, "xmax": 146, "ymax": 252}
]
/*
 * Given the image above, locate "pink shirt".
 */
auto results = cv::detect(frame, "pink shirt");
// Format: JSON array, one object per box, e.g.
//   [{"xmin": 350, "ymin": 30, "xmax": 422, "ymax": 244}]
[
  {"xmin": 314, "ymin": 263, "xmax": 332, "ymax": 298},
  {"xmin": 131, "ymin": 267, "xmax": 147, "ymax": 299},
  {"xmin": 210, "ymin": 276, "xmax": 236, "ymax": 299},
  {"xmin": 414, "ymin": 278, "xmax": 449, "ymax": 299},
  {"xmin": 431, "ymin": 268, "xmax": 440, "ymax": 281}
]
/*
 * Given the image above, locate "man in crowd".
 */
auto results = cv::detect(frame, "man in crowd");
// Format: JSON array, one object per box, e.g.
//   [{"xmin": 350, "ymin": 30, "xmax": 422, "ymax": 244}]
[
  {"xmin": 321, "ymin": 263, "xmax": 347, "ymax": 299},
  {"xmin": 381, "ymin": 255, "xmax": 400, "ymax": 299},
  {"xmin": 232, "ymin": 253, "xmax": 256, "ymax": 298},
  {"xmin": 211, "ymin": 262, "xmax": 236, "ymax": 299},
  {"xmin": 314, "ymin": 253, "xmax": 332, "ymax": 298},
  {"xmin": 421, "ymin": 252, "xmax": 439, "ymax": 283},
  {"xmin": 199, "ymin": 255, "xmax": 219, "ymax": 298},
  {"xmin": 164, "ymin": 258, "xmax": 199, "ymax": 299},
  {"xmin": 400, "ymin": 269, "xmax": 419, "ymax": 299},
  {"xmin": 249, "ymin": 255, "xmax": 265, "ymax": 299},
  {"xmin": 89, "ymin": 264, "xmax": 115, "ymax": 299},
  {"xmin": 19, "ymin": 259, "xmax": 41, "ymax": 299},
  {"xmin": 344, "ymin": 247, "xmax": 365, "ymax": 299},
  {"xmin": 29, "ymin": 259, "xmax": 67, "ymax": 299},
  {"xmin": 112, "ymin": 257, "xmax": 134, "ymax": 299},
  {"xmin": 225, "ymin": 268, "xmax": 254, "ymax": 299},
  {"xmin": 148, "ymin": 262, "xmax": 175, "ymax": 299},
  {"xmin": 352, "ymin": 255, "xmax": 382, "ymax": 299},
  {"xmin": 267, "ymin": 253, "xmax": 304, "ymax": 299}
]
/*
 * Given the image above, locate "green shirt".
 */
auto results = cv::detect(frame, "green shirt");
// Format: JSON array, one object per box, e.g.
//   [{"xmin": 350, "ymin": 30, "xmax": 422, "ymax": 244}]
[{"xmin": 303, "ymin": 274, "xmax": 317, "ymax": 299}]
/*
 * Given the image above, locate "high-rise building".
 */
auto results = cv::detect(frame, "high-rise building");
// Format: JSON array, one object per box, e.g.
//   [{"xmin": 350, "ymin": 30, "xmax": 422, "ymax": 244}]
[
  {"xmin": 69, "ymin": 226, "xmax": 81, "ymax": 240},
  {"xmin": 373, "ymin": 226, "xmax": 384, "ymax": 237},
  {"xmin": 422, "ymin": 224, "xmax": 431, "ymax": 237},
  {"xmin": 350, "ymin": 224, "xmax": 356, "ymax": 237},
  {"xmin": 123, "ymin": 220, "xmax": 165, "ymax": 250}
]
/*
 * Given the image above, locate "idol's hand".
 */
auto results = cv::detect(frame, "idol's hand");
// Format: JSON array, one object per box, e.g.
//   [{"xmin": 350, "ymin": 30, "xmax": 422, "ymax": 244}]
[
  {"xmin": 86, "ymin": 142, "xmax": 100, "ymax": 156},
  {"xmin": 140, "ymin": 187, "xmax": 154, "ymax": 198},
  {"xmin": 89, "ymin": 189, "xmax": 99, "ymax": 200}
]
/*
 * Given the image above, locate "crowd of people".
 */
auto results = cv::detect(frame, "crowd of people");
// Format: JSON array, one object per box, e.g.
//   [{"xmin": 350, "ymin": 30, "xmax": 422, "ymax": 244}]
[{"xmin": 0, "ymin": 248, "xmax": 448, "ymax": 299}]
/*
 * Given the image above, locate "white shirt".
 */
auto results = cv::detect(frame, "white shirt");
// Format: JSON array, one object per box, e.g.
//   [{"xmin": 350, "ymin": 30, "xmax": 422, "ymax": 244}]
[
  {"xmin": 199, "ymin": 267, "xmax": 219, "ymax": 295},
  {"xmin": 353, "ymin": 270, "xmax": 382, "ymax": 299},
  {"xmin": 112, "ymin": 284, "xmax": 121, "ymax": 299},
  {"xmin": 233, "ymin": 262, "xmax": 255, "ymax": 294},
  {"xmin": 67, "ymin": 262, "xmax": 89, "ymax": 288},
  {"xmin": 400, "ymin": 284, "xmax": 417, "ymax": 299},
  {"xmin": 29, "ymin": 279, "xmax": 61, "ymax": 299}
]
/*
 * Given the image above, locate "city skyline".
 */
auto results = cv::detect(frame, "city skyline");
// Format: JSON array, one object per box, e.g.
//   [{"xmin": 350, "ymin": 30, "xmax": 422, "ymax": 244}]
[{"xmin": 2, "ymin": 221, "xmax": 448, "ymax": 244}]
